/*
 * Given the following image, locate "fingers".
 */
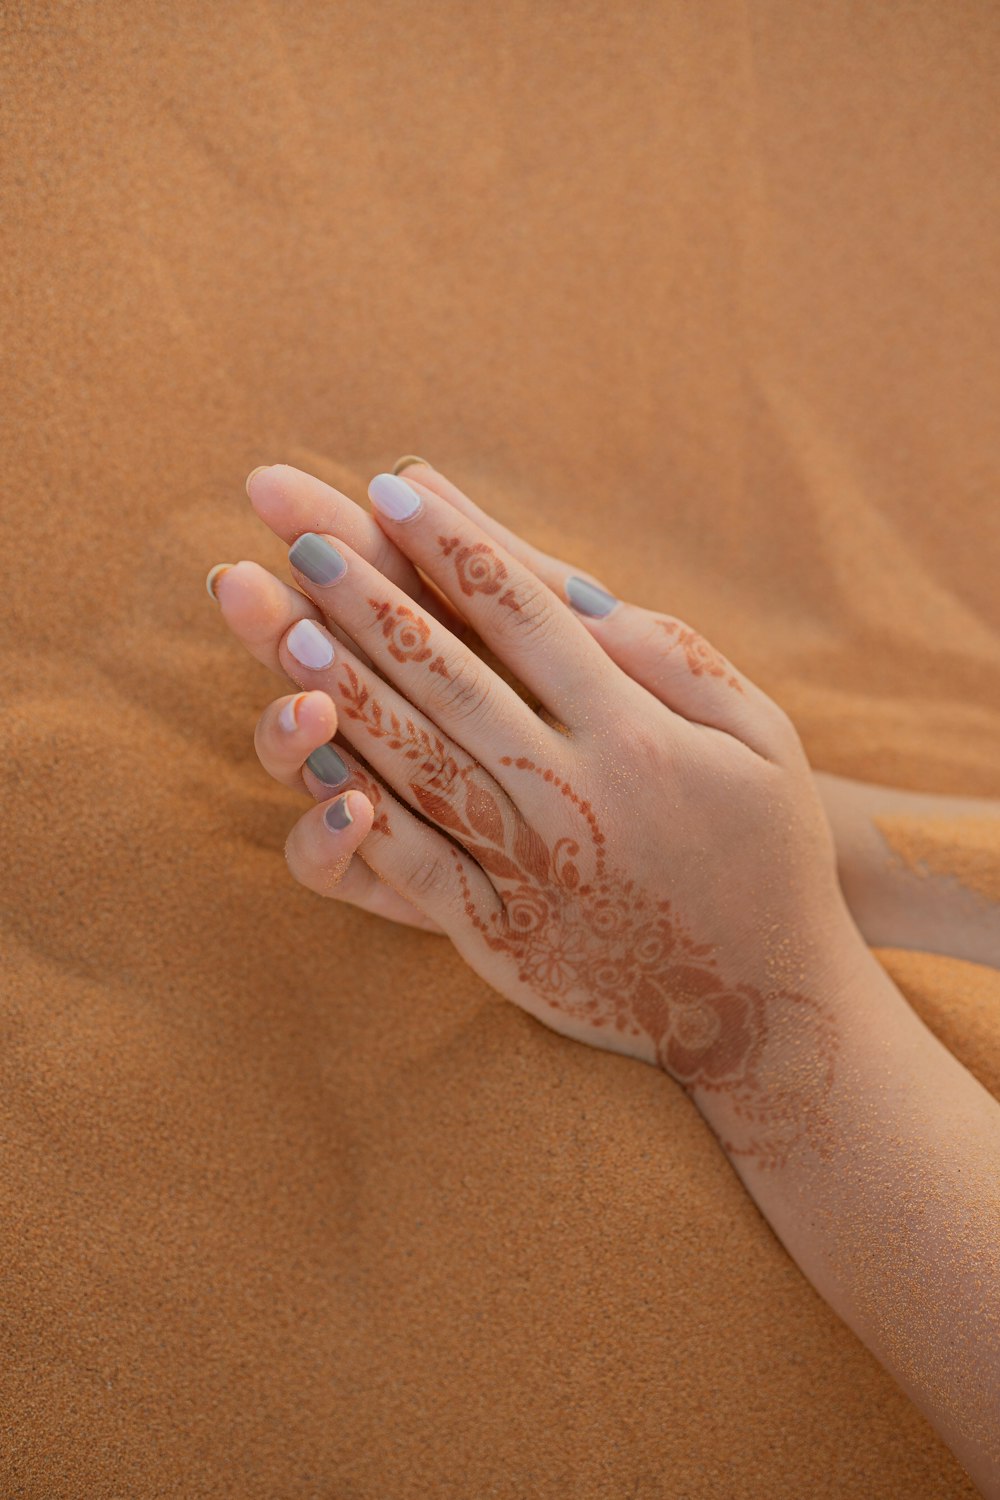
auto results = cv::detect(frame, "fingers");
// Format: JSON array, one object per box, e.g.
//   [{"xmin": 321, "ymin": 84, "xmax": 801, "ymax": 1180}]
[
  {"xmin": 366, "ymin": 470, "xmax": 619, "ymax": 721},
  {"xmin": 392, "ymin": 458, "xmax": 794, "ymax": 761},
  {"xmin": 557, "ymin": 599, "xmax": 793, "ymax": 760},
  {"xmin": 284, "ymin": 790, "xmax": 448, "ymax": 933},
  {"xmin": 284, "ymin": 788, "xmax": 374, "ymax": 898},
  {"xmin": 273, "ymin": 605, "xmax": 561, "ymax": 860},
  {"xmin": 244, "ymin": 464, "xmax": 464, "ymax": 632},
  {"xmin": 390, "ymin": 457, "xmax": 562, "ymax": 581},
  {"xmin": 286, "ymin": 771, "xmax": 503, "ymax": 935},
  {"xmin": 282, "ymin": 531, "xmax": 561, "ymax": 774},
  {"xmin": 253, "ymin": 690, "xmax": 443, "ymax": 932},
  {"xmin": 254, "ymin": 689, "xmax": 338, "ymax": 793},
  {"xmin": 209, "ymin": 557, "xmax": 392, "ymax": 681},
  {"xmin": 210, "ymin": 560, "xmax": 322, "ymax": 676}
]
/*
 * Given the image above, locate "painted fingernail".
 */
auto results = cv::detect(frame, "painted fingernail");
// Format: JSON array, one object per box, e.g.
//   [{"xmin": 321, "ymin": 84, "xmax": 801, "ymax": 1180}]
[
  {"xmin": 245, "ymin": 464, "xmax": 271, "ymax": 496},
  {"xmin": 307, "ymin": 743, "xmax": 350, "ymax": 787},
  {"xmin": 324, "ymin": 794, "xmax": 353, "ymax": 831},
  {"xmin": 279, "ymin": 695, "xmax": 304, "ymax": 733},
  {"xmin": 390, "ymin": 454, "xmax": 432, "ymax": 475},
  {"xmin": 286, "ymin": 619, "xmax": 335, "ymax": 670},
  {"xmin": 566, "ymin": 576, "xmax": 619, "ymax": 618},
  {"xmin": 368, "ymin": 472, "xmax": 422, "ymax": 521},
  {"xmin": 289, "ymin": 532, "xmax": 347, "ymax": 586},
  {"xmin": 205, "ymin": 563, "xmax": 233, "ymax": 602}
]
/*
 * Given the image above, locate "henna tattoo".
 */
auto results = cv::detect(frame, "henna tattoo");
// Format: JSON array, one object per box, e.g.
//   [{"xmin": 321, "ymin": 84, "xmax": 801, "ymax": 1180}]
[
  {"xmin": 344, "ymin": 761, "xmax": 392, "ymax": 836},
  {"xmin": 339, "ymin": 663, "xmax": 465, "ymax": 832},
  {"xmin": 656, "ymin": 618, "xmax": 744, "ymax": 693},
  {"xmin": 439, "ymin": 536, "xmax": 521, "ymax": 611},
  {"xmin": 369, "ymin": 599, "xmax": 450, "ymax": 679},
  {"xmin": 338, "ymin": 661, "xmax": 834, "ymax": 1168},
  {"xmin": 455, "ymin": 755, "xmax": 835, "ymax": 1170}
]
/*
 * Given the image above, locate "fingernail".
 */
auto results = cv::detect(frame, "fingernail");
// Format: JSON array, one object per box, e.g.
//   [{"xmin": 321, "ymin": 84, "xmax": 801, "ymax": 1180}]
[
  {"xmin": 279, "ymin": 695, "xmax": 304, "ymax": 733},
  {"xmin": 324, "ymin": 794, "xmax": 353, "ymax": 831},
  {"xmin": 368, "ymin": 472, "xmax": 422, "ymax": 521},
  {"xmin": 307, "ymin": 743, "xmax": 350, "ymax": 787},
  {"xmin": 566, "ymin": 576, "xmax": 619, "ymax": 618},
  {"xmin": 287, "ymin": 619, "xmax": 335, "ymax": 670},
  {"xmin": 289, "ymin": 532, "xmax": 347, "ymax": 586},
  {"xmin": 205, "ymin": 563, "xmax": 233, "ymax": 602},
  {"xmin": 390, "ymin": 453, "xmax": 432, "ymax": 475},
  {"xmin": 245, "ymin": 464, "xmax": 271, "ymax": 496}
]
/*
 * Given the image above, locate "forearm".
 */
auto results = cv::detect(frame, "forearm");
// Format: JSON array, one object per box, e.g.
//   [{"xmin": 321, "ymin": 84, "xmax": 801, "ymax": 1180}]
[
  {"xmin": 815, "ymin": 771, "xmax": 1000, "ymax": 968},
  {"xmin": 694, "ymin": 941, "xmax": 1000, "ymax": 1496}
]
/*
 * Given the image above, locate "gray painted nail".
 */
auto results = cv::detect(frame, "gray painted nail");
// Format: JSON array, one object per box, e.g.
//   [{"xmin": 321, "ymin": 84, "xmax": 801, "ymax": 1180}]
[
  {"xmin": 306, "ymin": 744, "xmax": 349, "ymax": 787},
  {"xmin": 289, "ymin": 533, "xmax": 347, "ymax": 586},
  {"xmin": 325, "ymin": 795, "xmax": 353, "ymax": 831},
  {"xmin": 565, "ymin": 576, "xmax": 619, "ymax": 618}
]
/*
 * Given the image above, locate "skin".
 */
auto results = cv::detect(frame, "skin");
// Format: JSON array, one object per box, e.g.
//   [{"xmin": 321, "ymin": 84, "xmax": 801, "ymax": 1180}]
[
  {"xmin": 210, "ymin": 461, "xmax": 1000, "ymax": 1496},
  {"xmin": 214, "ymin": 460, "xmax": 1000, "ymax": 967}
]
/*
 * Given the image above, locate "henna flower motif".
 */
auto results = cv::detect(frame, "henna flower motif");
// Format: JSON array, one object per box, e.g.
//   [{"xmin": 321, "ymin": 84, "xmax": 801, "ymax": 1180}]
[
  {"xmin": 371, "ymin": 600, "xmax": 432, "ymax": 663},
  {"xmin": 631, "ymin": 920, "xmax": 676, "ymax": 969},
  {"xmin": 588, "ymin": 894, "xmax": 632, "ymax": 936},
  {"xmin": 658, "ymin": 966, "xmax": 761, "ymax": 1086},
  {"xmin": 505, "ymin": 884, "xmax": 552, "ymax": 934},
  {"xmin": 523, "ymin": 924, "xmax": 591, "ymax": 993},
  {"xmin": 440, "ymin": 538, "xmax": 520, "ymax": 611}
]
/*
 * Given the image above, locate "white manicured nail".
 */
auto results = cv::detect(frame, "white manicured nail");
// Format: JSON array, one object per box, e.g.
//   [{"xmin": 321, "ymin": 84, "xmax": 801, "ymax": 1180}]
[
  {"xmin": 287, "ymin": 619, "xmax": 335, "ymax": 670},
  {"xmin": 368, "ymin": 472, "xmax": 422, "ymax": 521}
]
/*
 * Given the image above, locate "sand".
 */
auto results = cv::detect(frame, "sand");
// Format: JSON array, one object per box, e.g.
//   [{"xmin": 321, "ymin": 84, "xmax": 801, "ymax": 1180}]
[
  {"xmin": 878, "ymin": 816, "xmax": 1000, "ymax": 909},
  {"xmin": 2, "ymin": 2, "xmax": 999, "ymax": 1495}
]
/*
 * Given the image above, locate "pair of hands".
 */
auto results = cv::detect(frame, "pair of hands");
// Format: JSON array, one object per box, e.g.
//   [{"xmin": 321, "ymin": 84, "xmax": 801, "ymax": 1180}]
[{"xmin": 211, "ymin": 458, "xmax": 861, "ymax": 1163}]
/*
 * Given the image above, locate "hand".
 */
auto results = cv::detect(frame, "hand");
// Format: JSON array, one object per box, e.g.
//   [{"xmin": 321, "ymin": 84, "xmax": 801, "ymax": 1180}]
[
  {"xmin": 211, "ymin": 462, "xmax": 864, "ymax": 1166},
  {"xmin": 219, "ymin": 456, "xmax": 1000, "ymax": 970}
]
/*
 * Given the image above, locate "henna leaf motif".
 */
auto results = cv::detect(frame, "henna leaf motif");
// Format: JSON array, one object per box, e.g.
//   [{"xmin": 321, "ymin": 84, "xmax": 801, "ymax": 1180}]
[
  {"xmin": 514, "ymin": 820, "xmax": 549, "ymax": 883},
  {"xmin": 465, "ymin": 781, "xmax": 504, "ymax": 845},
  {"xmin": 412, "ymin": 783, "xmax": 468, "ymax": 834},
  {"xmin": 465, "ymin": 844, "xmax": 524, "ymax": 882}
]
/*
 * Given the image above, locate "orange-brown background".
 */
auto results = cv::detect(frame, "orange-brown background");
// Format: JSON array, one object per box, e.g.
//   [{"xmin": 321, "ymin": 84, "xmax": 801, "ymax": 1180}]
[{"xmin": 2, "ymin": 3, "xmax": 999, "ymax": 1495}]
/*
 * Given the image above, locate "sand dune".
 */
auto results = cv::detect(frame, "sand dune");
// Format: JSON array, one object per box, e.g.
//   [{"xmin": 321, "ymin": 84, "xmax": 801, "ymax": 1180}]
[{"xmin": 2, "ymin": 3, "xmax": 998, "ymax": 1494}]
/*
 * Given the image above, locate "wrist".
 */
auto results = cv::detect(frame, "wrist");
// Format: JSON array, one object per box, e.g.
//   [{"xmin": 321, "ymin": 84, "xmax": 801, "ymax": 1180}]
[{"xmin": 681, "ymin": 914, "xmax": 878, "ymax": 1171}]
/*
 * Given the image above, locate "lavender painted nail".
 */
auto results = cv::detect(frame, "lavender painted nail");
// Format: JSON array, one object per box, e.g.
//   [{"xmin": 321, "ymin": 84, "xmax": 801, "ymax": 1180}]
[
  {"xmin": 289, "ymin": 533, "xmax": 347, "ymax": 586},
  {"xmin": 368, "ymin": 472, "xmax": 422, "ymax": 521},
  {"xmin": 286, "ymin": 619, "xmax": 335, "ymax": 670},
  {"xmin": 565, "ymin": 576, "xmax": 619, "ymax": 618}
]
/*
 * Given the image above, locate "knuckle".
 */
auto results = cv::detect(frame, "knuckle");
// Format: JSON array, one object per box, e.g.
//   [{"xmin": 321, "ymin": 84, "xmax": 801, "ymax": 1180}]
[
  {"xmin": 403, "ymin": 850, "xmax": 447, "ymax": 901},
  {"xmin": 496, "ymin": 580, "xmax": 553, "ymax": 642},
  {"xmin": 425, "ymin": 655, "xmax": 492, "ymax": 726}
]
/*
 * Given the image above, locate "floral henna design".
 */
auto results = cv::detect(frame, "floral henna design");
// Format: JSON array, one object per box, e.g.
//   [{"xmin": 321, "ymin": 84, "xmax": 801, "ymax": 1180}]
[
  {"xmin": 656, "ymin": 618, "xmax": 744, "ymax": 693},
  {"xmin": 450, "ymin": 755, "xmax": 836, "ymax": 1170},
  {"xmin": 369, "ymin": 599, "xmax": 450, "ymax": 679},
  {"xmin": 339, "ymin": 664, "xmax": 834, "ymax": 1167},
  {"xmin": 439, "ymin": 536, "xmax": 521, "ymax": 612}
]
